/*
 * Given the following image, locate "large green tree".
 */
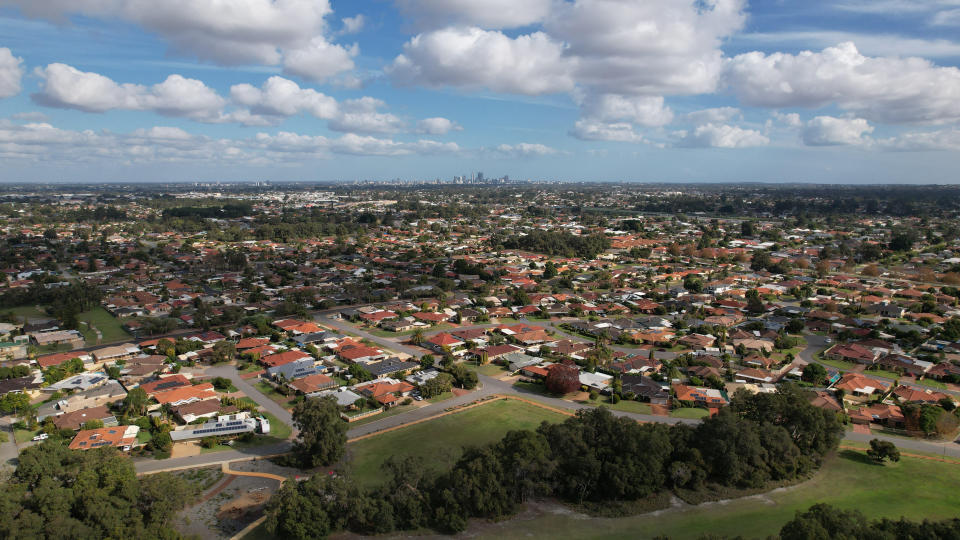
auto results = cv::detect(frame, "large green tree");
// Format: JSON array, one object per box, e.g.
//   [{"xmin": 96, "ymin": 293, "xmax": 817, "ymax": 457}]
[{"xmin": 291, "ymin": 396, "xmax": 347, "ymax": 468}]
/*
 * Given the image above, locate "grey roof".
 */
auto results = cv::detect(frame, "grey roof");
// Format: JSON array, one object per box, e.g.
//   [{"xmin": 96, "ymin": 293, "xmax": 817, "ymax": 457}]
[
  {"xmin": 366, "ymin": 358, "xmax": 419, "ymax": 378},
  {"xmin": 267, "ymin": 358, "xmax": 319, "ymax": 380}
]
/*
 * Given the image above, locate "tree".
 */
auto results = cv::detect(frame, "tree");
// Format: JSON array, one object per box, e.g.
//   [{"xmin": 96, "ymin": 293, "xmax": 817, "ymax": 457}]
[
  {"xmin": 544, "ymin": 362, "xmax": 581, "ymax": 395},
  {"xmin": 740, "ymin": 220, "xmax": 755, "ymax": 237},
  {"xmin": 745, "ymin": 289, "xmax": 765, "ymax": 314},
  {"xmin": 0, "ymin": 392, "xmax": 29, "ymax": 414},
  {"xmin": 419, "ymin": 373, "xmax": 453, "ymax": 398},
  {"xmin": 81, "ymin": 419, "xmax": 104, "ymax": 430},
  {"xmin": 801, "ymin": 363, "xmax": 828, "ymax": 386},
  {"xmin": 291, "ymin": 396, "xmax": 347, "ymax": 468},
  {"xmin": 866, "ymin": 438, "xmax": 900, "ymax": 463},
  {"xmin": 212, "ymin": 340, "xmax": 237, "ymax": 363},
  {"xmin": 411, "ymin": 328, "xmax": 425, "ymax": 346},
  {"xmin": 420, "ymin": 354, "xmax": 435, "ymax": 370},
  {"xmin": 125, "ymin": 387, "xmax": 149, "ymax": 416}
]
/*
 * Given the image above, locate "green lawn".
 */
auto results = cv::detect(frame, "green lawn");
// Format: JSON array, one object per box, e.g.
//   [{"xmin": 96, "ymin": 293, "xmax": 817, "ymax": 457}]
[
  {"xmin": 595, "ymin": 400, "xmax": 653, "ymax": 415},
  {"xmin": 2, "ymin": 305, "xmax": 48, "ymax": 321},
  {"xmin": 76, "ymin": 307, "xmax": 131, "ymax": 345},
  {"xmin": 468, "ymin": 363, "xmax": 510, "ymax": 377},
  {"xmin": 259, "ymin": 411, "xmax": 292, "ymax": 440},
  {"xmin": 14, "ymin": 428, "xmax": 40, "ymax": 443},
  {"xmin": 427, "ymin": 390, "xmax": 454, "ymax": 403},
  {"xmin": 863, "ymin": 368, "xmax": 902, "ymax": 380},
  {"xmin": 254, "ymin": 381, "xmax": 296, "ymax": 409},
  {"xmin": 347, "ymin": 399, "xmax": 567, "ymax": 488},
  {"xmin": 917, "ymin": 378, "xmax": 947, "ymax": 390},
  {"xmin": 669, "ymin": 407, "xmax": 710, "ymax": 419},
  {"xmin": 136, "ymin": 429, "xmax": 153, "ymax": 445},
  {"xmin": 473, "ymin": 450, "xmax": 960, "ymax": 540},
  {"xmin": 818, "ymin": 358, "xmax": 855, "ymax": 371}
]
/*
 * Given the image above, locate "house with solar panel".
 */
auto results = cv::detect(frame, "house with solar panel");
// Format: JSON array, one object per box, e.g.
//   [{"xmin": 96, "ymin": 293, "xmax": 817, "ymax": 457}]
[{"xmin": 168, "ymin": 411, "xmax": 270, "ymax": 442}]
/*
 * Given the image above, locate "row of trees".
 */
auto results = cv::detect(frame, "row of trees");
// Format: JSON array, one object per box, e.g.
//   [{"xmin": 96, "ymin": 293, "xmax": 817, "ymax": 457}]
[
  {"xmin": 492, "ymin": 231, "xmax": 612, "ymax": 259},
  {"xmin": 269, "ymin": 386, "xmax": 843, "ymax": 538}
]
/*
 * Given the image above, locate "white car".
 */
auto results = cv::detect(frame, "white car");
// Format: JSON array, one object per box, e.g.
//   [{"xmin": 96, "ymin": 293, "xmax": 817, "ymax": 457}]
[
  {"xmin": 31, "ymin": 433, "xmax": 49, "ymax": 442},
  {"xmin": 824, "ymin": 338, "xmax": 833, "ymax": 344}
]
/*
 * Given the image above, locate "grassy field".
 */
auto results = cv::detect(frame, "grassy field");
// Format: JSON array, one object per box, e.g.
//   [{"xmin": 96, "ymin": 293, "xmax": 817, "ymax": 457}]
[
  {"xmin": 917, "ymin": 378, "xmax": 948, "ymax": 390},
  {"xmin": 469, "ymin": 362, "xmax": 511, "ymax": 377},
  {"xmin": 347, "ymin": 399, "xmax": 567, "ymax": 488},
  {"xmin": 76, "ymin": 307, "xmax": 131, "ymax": 344},
  {"xmin": 1, "ymin": 305, "xmax": 48, "ymax": 321},
  {"xmin": 669, "ymin": 407, "xmax": 710, "ymax": 419},
  {"xmin": 472, "ymin": 449, "xmax": 960, "ymax": 540},
  {"xmin": 254, "ymin": 381, "xmax": 296, "ymax": 410}
]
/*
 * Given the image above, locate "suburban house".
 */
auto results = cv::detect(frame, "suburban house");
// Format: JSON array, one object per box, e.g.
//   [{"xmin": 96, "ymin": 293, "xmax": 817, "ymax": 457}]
[
  {"xmin": 152, "ymin": 382, "xmax": 217, "ymax": 407},
  {"xmin": 267, "ymin": 358, "xmax": 319, "ymax": 381},
  {"xmin": 834, "ymin": 373, "xmax": 890, "ymax": 399},
  {"xmin": 51, "ymin": 405, "xmax": 116, "ymax": 431},
  {"xmin": 826, "ymin": 343, "xmax": 878, "ymax": 365},
  {"xmin": 260, "ymin": 349, "xmax": 312, "ymax": 368},
  {"xmin": 426, "ymin": 333, "xmax": 465, "ymax": 355},
  {"xmin": 355, "ymin": 379, "xmax": 415, "ymax": 407},
  {"xmin": 288, "ymin": 373, "xmax": 336, "ymax": 394},
  {"xmin": 673, "ymin": 384, "xmax": 729, "ymax": 407},
  {"xmin": 69, "ymin": 425, "xmax": 140, "ymax": 451},
  {"xmin": 31, "ymin": 330, "xmax": 85, "ymax": 349},
  {"xmin": 621, "ymin": 374, "xmax": 670, "ymax": 404},
  {"xmin": 171, "ymin": 399, "xmax": 225, "ymax": 423}
]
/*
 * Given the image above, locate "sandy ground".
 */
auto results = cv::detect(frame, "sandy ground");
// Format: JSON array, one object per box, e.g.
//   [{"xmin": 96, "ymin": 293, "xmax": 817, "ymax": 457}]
[
  {"xmin": 176, "ymin": 460, "xmax": 295, "ymax": 539},
  {"xmin": 171, "ymin": 441, "xmax": 202, "ymax": 458}
]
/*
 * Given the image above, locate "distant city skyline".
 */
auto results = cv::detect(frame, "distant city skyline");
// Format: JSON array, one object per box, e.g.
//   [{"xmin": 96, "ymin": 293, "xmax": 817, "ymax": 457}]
[{"xmin": 0, "ymin": 1, "xmax": 959, "ymax": 183}]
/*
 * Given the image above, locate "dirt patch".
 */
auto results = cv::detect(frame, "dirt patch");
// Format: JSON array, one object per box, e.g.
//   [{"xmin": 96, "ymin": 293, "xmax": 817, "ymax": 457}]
[
  {"xmin": 451, "ymin": 387, "xmax": 472, "ymax": 397},
  {"xmin": 650, "ymin": 404, "xmax": 671, "ymax": 416},
  {"xmin": 171, "ymin": 441, "xmax": 202, "ymax": 458},
  {"xmin": 217, "ymin": 489, "xmax": 270, "ymax": 524}
]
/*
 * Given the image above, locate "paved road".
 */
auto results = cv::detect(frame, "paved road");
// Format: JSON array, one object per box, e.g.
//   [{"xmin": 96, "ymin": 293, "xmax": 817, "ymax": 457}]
[
  {"xmin": 204, "ymin": 365, "xmax": 295, "ymax": 429},
  {"xmin": 0, "ymin": 416, "xmax": 19, "ymax": 469}
]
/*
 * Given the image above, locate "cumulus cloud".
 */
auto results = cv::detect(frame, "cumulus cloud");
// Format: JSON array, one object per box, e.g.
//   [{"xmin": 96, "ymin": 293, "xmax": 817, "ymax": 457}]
[
  {"xmin": 416, "ymin": 117, "xmax": 461, "ymax": 135},
  {"xmin": 685, "ymin": 107, "xmax": 741, "ymax": 126},
  {"xmin": 546, "ymin": 0, "xmax": 746, "ymax": 97},
  {"xmin": 340, "ymin": 14, "xmax": 365, "ymax": 35},
  {"xmin": 802, "ymin": 116, "xmax": 873, "ymax": 146},
  {"xmin": 3, "ymin": 0, "xmax": 355, "ymax": 81},
  {"xmin": 570, "ymin": 120, "xmax": 645, "ymax": 142},
  {"xmin": 0, "ymin": 118, "xmax": 463, "ymax": 164},
  {"xmin": 327, "ymin": 97, "xmax": 405, "ymax": 134},
  {"xmin": 394, "ymin": 0, "xmax": 552, "ymax": 29},
  {"xmin": 723, "ymin": 42, "xmax": 960, "ymax": 125},
  {"xmin": 580, "ymin": 94, "xmax": 674, "ymax": 127},
  {"xmin": 771, "ymin": 111, "xmax": 803, "ymax": 128},
  {"xmin": 0, "ymin": 48, "xmax": 22, "ymax": 99},
  {"xmin": 282, "ymin": 39, "xmax": 357, "ymax": 83},
  {"xmin": 388, "ymin": 27, "xmax": 574, "ymax": 95},
  {"xmin": 33, "ymin": 63, "xmax": 227, "ymax": 121},
  {"xmin": 878, "ymin": 128, "xmax": 960, "ymax": 151},
  {"xmin": 492, "ymin": 142, "xmax": 558, "ymax": 157},
  {"xmin": 230, "ymin": 76, "xmax": 338, "ymax": 120},
  {"xmin": 678, "ymin": 123, "xmax": 769, "ymax": 148}
]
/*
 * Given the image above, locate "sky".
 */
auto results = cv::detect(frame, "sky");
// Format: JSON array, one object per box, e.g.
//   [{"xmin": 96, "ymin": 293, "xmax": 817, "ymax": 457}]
[{"xmin": 0, "ymin": 0, "xmax": 959, "ymax": 184}]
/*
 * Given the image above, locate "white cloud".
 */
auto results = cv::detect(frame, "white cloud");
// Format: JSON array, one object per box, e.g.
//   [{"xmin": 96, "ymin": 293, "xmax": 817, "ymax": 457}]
[
  {"xmin": 416, "ymin": 117, "xmax": 461, "ymax": 135},
  {"xmin": 492, "ymin": 142, "xmax": 558, "ymax": 157},
  {"xmin": 4, "ymin": 0, "xmax": 356, "ymax": 81},
  {"xmin": 388, "ymin": 27, "xmax": 574, "ymax": 95},
  {"xmin": 685, "ymin": 107, "xmax": 741, "ymax": 126},
  {"xmin": 546, "ymin": 0, "xmax": 746, "ymax": 96},
  {"xmin": 932, "ymin": 8, "xmax": 960, "ymax": 25},
  {"xmin": 340, "ymin": 14, "xmax": 365, "ymax": 34},
  {"xmin": 230, "ymin": 76, "xmax": 338, "ymax": 120},
  {"xmin": 736, "ymin": 31, "xmax": 960, "ymax": 59},
  {"xmin": 878, "ymin": 128, "xmax": 960, "ymax": 151},
  {"xmin": 802, "ymin": 116, "xmax": 873, "ymax": 146},
  {"xmin": 395, "ymin": 0, "xmax": 552, "ymax": 29},
  {"xmin": 327, "ymin": 97, "xmax": 404, "ymax": 134},
  {"xmin": 254, "ymin": 130, "xmax": 460, "ymax": 157},
  {"xmin": 570, "ymin": 120, "xmax": 645, "ymax": 142},
  {"xmin": 723, "ymin": 42, "xmax": 960, "ymax": 125},
  {"xmin": 11, "ymin": 111, "xmax": 48, "ymax": 122},
  {"xmin": 581, "ymin": 94, "xmax": 673, "ymax": 127},
  {"xmin": 282, "ymin": 39, "xmax": 357, "ymax": 83},
  {"xmin": 771, "ymin": 111, "xmax": 803, "ymax": 128},
  {"xmin": 678, "ymin": 123, "xmax": 769, "ymax": 148},
  {"xmin": 33, "ymin": 63, "xmax": 226, "ymax": 121},
  {"xmin": 0, "ymin": 48, "xmax": 23, "ymax": 99}
]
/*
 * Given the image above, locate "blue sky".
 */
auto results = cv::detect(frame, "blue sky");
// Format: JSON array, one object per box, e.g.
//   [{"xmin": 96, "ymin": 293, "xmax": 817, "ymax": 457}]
[{"xmin": 0, "ymin": 0, "xmax": 958, "ymax": 183}]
